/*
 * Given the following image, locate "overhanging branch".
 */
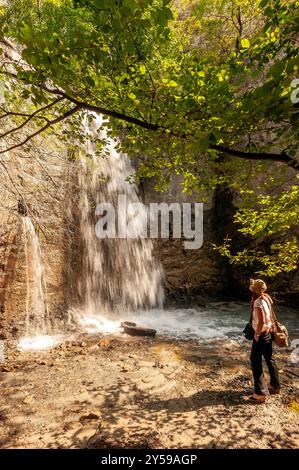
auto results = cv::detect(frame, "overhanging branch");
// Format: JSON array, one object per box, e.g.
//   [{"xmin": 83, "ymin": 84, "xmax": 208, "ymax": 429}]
[
  {"xmin": 0, "ymin": 70, "xmax": 298, "ymax": 171},
  {"xmin": 45, "ymin": 87, "xmax": 299, "ymax": 171},
  {"xmin": 211, "ymin": 144, "xmax": 299, "ymax": 171},
  {"xmin": 41, "ymin": 84, "xmax": 160, "ymax": 131}
]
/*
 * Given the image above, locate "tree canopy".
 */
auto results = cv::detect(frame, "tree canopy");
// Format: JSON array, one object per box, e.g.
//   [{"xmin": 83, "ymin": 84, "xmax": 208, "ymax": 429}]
[{"xmin": 0, "ymin": 0, "xmax": 298, "ymax": 277}]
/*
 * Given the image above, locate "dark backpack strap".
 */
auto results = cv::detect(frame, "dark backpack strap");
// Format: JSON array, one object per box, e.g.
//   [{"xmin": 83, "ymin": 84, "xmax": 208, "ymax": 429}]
[{"xmin": 249, "ymin": 300, "xmax": 254, "ymax": 324}]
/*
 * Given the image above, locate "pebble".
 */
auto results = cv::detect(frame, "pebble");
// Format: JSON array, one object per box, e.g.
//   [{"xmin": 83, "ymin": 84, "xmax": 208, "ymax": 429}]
[{"xmin": 23, "ymin": 395, "xmax": 33, "ymax": 404}]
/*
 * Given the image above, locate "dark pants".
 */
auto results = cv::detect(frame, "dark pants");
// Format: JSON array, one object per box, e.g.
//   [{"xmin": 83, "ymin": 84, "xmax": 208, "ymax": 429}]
[{"xmin": 250, "ymin": 333, "xmax": 281, "ymax": 395}]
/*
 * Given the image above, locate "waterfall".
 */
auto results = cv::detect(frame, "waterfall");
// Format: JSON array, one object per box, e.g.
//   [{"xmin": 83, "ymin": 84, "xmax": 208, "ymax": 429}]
[
  {"xmin": 18, "ymin": 217, "xmax": 62, "ymax": 350},
  {"xmin": 22, "ymin": 216, "xmax": 49, "ymax": 336},
  {"xmin": 78, "ymin": 114, "xmax": 164, "ymax": 322}
]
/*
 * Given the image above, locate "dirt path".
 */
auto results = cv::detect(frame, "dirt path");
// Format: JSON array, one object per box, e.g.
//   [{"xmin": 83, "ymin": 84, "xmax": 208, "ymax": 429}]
[{"xmin": 0, "ymin": 334, "xmax": 298, "ymax": 448}]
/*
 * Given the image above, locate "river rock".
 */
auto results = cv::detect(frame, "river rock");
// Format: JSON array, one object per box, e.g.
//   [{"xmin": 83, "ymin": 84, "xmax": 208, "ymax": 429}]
[{"xmin": 121, "ymin": 321, "xmax": 157, "ymax": 337}]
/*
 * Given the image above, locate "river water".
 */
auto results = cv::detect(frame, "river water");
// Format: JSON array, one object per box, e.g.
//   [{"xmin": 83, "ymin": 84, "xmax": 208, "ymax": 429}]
[{"xmin": 80, "ymin": 300, "xmax": 299, "ymax": 341}]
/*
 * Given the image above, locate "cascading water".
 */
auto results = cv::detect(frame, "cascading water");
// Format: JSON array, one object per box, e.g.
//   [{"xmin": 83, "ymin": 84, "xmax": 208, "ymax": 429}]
[
  {"xmin": 77, "ymin": 114, "xmax": 164, "ymax": 331},
  {"xmin": 22, "ymin": 216, "xmax": 49, "ymax": 336},
  {"xmin": 18, "ymin": 217, "xmax": 62, "ymax": 350},
  {"xmin": 13, "ymin": 119, "xmax": 299, "ymax": 345}
]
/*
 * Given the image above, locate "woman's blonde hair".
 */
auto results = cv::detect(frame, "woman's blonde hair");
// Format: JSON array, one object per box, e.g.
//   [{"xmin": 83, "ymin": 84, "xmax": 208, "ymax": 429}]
[{"xmin": 250, "ymin": 278, "xmax": 267, "ymax": 295}]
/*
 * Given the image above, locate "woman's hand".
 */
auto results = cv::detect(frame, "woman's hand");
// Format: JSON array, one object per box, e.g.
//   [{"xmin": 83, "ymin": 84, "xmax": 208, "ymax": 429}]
[{"xmin": 261, "ymin": 325, "xmax": 270, "ymax": 334}]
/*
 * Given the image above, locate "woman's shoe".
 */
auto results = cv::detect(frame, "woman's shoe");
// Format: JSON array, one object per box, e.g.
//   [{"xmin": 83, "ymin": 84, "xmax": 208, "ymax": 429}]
[
  {"xmin": 268, "ymin": 385, "xmax": 281, "ymax": 395},
  {"xmin": 248, "ymin": 393, "xmax": 267, "ymax": 403}
]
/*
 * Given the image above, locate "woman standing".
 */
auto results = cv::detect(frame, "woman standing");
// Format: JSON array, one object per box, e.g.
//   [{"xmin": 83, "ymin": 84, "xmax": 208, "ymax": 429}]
[{"xmin": 249, "ymin": 279, "xmax": 281, "ymax": 403}]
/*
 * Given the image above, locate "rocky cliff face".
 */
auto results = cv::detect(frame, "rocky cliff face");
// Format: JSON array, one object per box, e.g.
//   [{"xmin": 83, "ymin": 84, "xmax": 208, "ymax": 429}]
[
  {"xmin": 141, "ymin": 174, "xmax": 224, "ymax": 297},
  {"xmin": 0, "ymin": 140, "xmax": 72, "ymax": 337},
  {"xmin": 142, "ymin": 173, "xmax": 299, "ymax": 305}
]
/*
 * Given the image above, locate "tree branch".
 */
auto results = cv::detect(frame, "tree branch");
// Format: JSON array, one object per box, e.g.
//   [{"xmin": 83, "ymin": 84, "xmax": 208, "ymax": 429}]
[
  {"xmin": 41, "ymin": 86, "xmax": 299, "ymax": 171},
  {"xmin": 211, "ymin": 144, "xmax": 299, "ymax": 171},
  {"xmin": 0, "ymin": 98, "xmax": 64, "ymax": 139},
  {"xmin": 1, "ymin": 70, "xmax": 298, "ymax": 171},
  {"xmin": 40, "ymin": 84, "xmax": 160, "ymax": 131},
  {"xmin": 0, "ymin": 105, "xmax": 82, "ymax": 155}
]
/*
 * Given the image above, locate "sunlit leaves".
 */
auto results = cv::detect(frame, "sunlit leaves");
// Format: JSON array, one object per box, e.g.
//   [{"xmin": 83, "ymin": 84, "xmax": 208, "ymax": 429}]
[
  {"xmin": 214, "ymin": 179, "xmax": 299, "ymax": 276},
  {"xmin": 214, "ymin": 237, "xmax": 299, "ymax": 277},
  {"xmin": 241, "ymin": 38, "xmax": 250, "ymax": 49},
  {"xmin": 0, "ymin": 0, "xmax": 299, "ymax": 276}
]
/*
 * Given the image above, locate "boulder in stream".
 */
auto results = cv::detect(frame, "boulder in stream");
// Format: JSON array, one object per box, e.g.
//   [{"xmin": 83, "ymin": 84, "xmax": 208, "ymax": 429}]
[{"xmin": 121, "ymin": 321, "xmax": 157, "ymax": 337}]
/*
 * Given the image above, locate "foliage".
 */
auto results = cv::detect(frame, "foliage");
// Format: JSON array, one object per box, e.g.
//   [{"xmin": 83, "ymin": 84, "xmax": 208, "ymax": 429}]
[
  {"xmin": 214, "ymin": 176, "xmax": 299, "ymax": 277},
  {"xmin": 0, "ymin": 0, "xmax": 298, "ymax": 276}
]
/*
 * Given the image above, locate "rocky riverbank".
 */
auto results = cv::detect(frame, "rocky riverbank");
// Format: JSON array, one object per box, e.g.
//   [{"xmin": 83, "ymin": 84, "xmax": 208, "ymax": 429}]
[{"xmin": 0, "ymin": 333, "xmax": 298, "ymax": 449}]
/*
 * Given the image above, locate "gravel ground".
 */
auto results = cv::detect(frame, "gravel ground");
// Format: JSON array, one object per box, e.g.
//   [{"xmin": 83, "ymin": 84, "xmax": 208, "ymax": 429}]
[{"xmin": 0, "ymin": 334, "xmax": 298, "ymax": 449}]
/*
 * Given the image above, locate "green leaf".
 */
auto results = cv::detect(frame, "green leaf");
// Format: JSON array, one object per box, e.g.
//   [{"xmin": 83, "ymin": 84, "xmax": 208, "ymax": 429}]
[
  {"xmin": 120, "ymin": 7, "xmax": 132, "ymax": 18},
  {"xmin": 259, "ymin": 0, "xmax": 270, "ymax": 7},
  {"xmin": 19, "ymin": 22, "xmax": 33, "ymax": 41},
  {"xmin": 241, "ymin": 38, "xmax": 250, "ymax": 49},
  {"xmin": 157, "ymin": 7, "xmax": 173, "ymax": 28},
  {"xmin": 128, "ymin": 92, "xmax": 136, "ymax": 100},
  {"xmin": 124, "ymin": 0, "xmax": 138, "ymax": 12},
  {"xmin": 139, "ymin": 64, "xmax": 146, "ymax": 75},
  {"xmin": 269, "ymin": 60, "xmax": 285, "ymax": 80},
  {"xmin": 168, "ymin": 80, "xmax": 178, "ymax": 87}
]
